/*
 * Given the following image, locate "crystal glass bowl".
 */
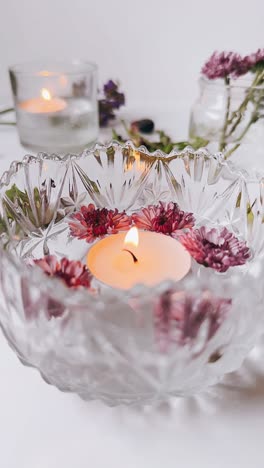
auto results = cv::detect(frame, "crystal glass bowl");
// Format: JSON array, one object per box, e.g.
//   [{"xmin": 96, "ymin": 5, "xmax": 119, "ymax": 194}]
[{"xmin": 0, "ymin": 142, "xmax": 263, "ymax": 406}]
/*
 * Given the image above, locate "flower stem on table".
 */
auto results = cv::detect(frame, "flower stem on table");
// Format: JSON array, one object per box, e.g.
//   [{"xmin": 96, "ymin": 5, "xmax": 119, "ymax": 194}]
[
  {"xmin": 202, "ymin": 49, "xmax": 264, "ymax": 158},
  {"xmin": 113, "ymin": 120, "xmax": 209, "ymax": 154}
]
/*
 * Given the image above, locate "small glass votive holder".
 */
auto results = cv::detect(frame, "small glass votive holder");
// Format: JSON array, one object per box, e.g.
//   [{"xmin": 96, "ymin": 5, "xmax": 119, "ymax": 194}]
[{"xmin": 9, "ymin": 60, "xmax": 99, "ymax": 153}]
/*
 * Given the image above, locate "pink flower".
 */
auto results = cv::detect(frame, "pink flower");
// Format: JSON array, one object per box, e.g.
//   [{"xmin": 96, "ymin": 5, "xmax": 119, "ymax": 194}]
[
  {"xmin": 22, "ymin": 256, "xmax": 93, "ymax": 320},
  {"xmin": 233, "ymin": 49, "xmax": 264, "ymax": 77},
  {"xmin": 202, "ymin": 49, "xmax": 264, "ymax": 80},
  {"xmin": 155, "ymin": 290, "xmax": 231, "ymax": 353},
  {"xmin": 247, "ymin": 48, "xmax": 264, "ymax": 71},
  {"xmin": 132, "ymin": 202, "xmax": 195, "ymax": 236},
  {"xmin": 179, "ymin": 226, "xmax": 251, "ymax": 272},
  {"xmin": 201, "ymin": 51, "xmax": 245, "ymax": 79},
  {"xmin": 34, "ymin": 255, "xmax": 92, "ymax": 289},
  {"xmin": 69, "ymin": 204, "xmax": 131, "ymax": 243}
]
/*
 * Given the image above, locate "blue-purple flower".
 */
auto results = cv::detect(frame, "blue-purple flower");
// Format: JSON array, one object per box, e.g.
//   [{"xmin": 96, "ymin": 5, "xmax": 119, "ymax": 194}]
[{"xmin": 99, "ymin": 80, "xmax": 125, "ymax": 127}]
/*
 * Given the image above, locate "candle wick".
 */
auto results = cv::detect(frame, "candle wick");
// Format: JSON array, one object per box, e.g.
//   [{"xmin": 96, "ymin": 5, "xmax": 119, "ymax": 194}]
[{"xmin": 122, "ymin": 248, "xmax": 138, "ymax": 263}]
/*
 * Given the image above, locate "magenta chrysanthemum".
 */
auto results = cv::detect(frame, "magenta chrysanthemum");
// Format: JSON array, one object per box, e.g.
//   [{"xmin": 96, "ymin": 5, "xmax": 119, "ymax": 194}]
[
  {"xmin": 34, "ymin": 255, "xmax": 92, "ymax": 289},
  {"xmin": 132, "ymin": 202, "xmax": 195, "ymax": 236},
  {"xmin": 155, "ymin": 290, "xmax": 231, "ymax": 352},
  {"xmin": 69, "ymin": 204, "xmax": 131, "ymax": 243},
  {"xmin": 179, "ymin": 226, "xmax": 250, "ymax": 272}
]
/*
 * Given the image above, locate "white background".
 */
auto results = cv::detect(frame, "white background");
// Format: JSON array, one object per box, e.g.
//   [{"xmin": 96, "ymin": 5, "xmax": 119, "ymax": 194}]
[
  {"xmin": 1, "ymin": 1, "xmax": 264, "ymax": 467},
  {"xmin": 1, "ymin": 0, "xmax": 264, "ymax": 136}
]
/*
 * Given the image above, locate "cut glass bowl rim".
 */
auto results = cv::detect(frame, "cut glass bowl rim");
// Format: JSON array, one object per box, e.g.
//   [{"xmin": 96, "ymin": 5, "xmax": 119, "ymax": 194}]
[
  {"xmin": 0, "ymin": 140, "xmax": 263, "ymax": 186},
  {"xmin": 0, "ymin": 141, "xmax": 262, "ymax": 309}
]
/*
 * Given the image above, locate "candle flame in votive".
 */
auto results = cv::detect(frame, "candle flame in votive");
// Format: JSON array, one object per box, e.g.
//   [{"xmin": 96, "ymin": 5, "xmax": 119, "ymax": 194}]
[
  {"xmin": 124, "ymin": 227, "xmax": 139, "ymax": 247},
  {"xmin": 38, "ymin": 70, "xmax": 53, "ymax": 77},
  {"xmin": 41, "ymin": 88, "xmax": 52, "ymax": 101}
]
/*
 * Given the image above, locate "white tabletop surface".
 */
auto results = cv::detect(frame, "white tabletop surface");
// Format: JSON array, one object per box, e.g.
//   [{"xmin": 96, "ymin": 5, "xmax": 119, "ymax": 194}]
[{"xmin": 0, "ymin": 121, "xmax": 264, "ymax": 468}]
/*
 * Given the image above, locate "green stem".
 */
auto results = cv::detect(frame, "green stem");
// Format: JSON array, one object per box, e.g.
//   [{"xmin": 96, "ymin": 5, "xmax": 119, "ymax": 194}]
[
  {"xmin": 224, "ymin": 118, "xmax": 255, "ymax": 159},
  {"xmin": 224, "ymin": 143, "xmax": 241, "ymax": 159},
  {"xmin": 219, "ymin": 76, "xmax": 231, "ymax": 151},
  {"xmin": 224, "ymin": 89, "xmax": 264, "ymax": 159},
  {"xmin": 0, "ymin": 121, "xmax": 16, "ymax": 126},
  {"xmin": 226, "ymin": 70, "xmax": 264, "ymax": 138},
  {"xmin": 121, "ymin": 119, "xmax": 130, "ymax": 133}
]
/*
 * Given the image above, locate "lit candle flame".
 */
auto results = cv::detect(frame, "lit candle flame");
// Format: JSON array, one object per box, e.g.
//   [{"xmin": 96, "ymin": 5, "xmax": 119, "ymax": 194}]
[
  {"xmin": 124, "ymin": 227, "xmax": 139, "ymax": 247},
  {"xmin": 41, "ymin": 88, "xmax": 51, "ymax": 101},
  {"xmin": 38, "ymin": 70, "xmax": 52, "ymax": 77}
]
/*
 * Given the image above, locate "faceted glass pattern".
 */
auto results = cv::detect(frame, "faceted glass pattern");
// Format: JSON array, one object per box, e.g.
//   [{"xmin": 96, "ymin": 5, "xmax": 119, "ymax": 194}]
[{"xmin": 0, "ymin": 142, "xmax": 263, "ymax": 406}]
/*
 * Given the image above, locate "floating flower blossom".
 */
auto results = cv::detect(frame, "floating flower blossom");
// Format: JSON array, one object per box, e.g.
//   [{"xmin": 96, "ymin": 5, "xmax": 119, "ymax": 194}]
[
  {"xmin": 132, "ymin": 202, "xmax": 195, "ymax": 236},
  {"xmin": 155, "ymin": 290, "xmax": 231, "ymax": 352},
  {"xmin": 179, "ymin": 226, "xmax": 250, "ymax": 272},
  {"xmin": 34, "ymin": 255, "xmax": 92, "ymax": 289},
  {"xmin": 69, "ymin": 204, "xmax": 131, "ymax": 243}
]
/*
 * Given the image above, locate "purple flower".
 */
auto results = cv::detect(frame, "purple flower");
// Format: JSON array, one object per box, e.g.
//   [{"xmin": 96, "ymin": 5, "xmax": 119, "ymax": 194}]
[
  {"xmin": 202, "ymin": 49, "xmax": 264, "ymax": 80},
  {"xmin": 253, "ymin": 48, "xmax": 264, "ymax": 64},
  {"xmin": 201, "ymin": 51, "xmax": 244, "ymax": 79},
  {"xmin": 99, "ymin": 80, "xmax": 125, "ymax": 127},
  {"xmin": 247, "ymin": 48, "xmax": 264, "ymax": 72},
  {"xmin": 103, "ymin": 80, "xmax": 119, "ymax": 95},
  {"xmin": 179, "ymin": 226, "xmax": 251, "ymax": 272},
  {"xmin": 132, "ymin": 202, "xmax": 195, "ymax": 236},
  {"xmin": 155, "ymin": 290, "xmax": 231, "ymax": 352},
  {"xmin": 69, "ymin": 203, "xmax": 131, "ymax": 243}
]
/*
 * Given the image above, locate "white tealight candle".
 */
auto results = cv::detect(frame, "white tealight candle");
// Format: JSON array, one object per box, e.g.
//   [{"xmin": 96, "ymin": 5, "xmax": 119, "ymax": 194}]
[
  {"xmin": 19, "ymin": 88, "xmax": 67, "ymax": 114},
  {"xmin": 87, "ymin": 227, "xmax": 191, "ymax": 290}
]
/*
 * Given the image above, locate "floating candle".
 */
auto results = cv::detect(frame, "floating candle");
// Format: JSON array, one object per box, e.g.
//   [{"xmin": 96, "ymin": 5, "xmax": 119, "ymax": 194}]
[
  {"xmin": 19, "ymin": 88, "xmax": 67, "ymax": 114},
  {"xmin": 87, "ymin": 227, "xmax": 191, "ymax": 290}
]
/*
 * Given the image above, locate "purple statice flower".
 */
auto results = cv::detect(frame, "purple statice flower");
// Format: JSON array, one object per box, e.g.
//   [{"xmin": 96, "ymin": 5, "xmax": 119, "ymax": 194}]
[
  {"xmin": 69, "ymin": 203, "xmax": 131, "ymax": 243},
  {"xmin": 179, "ymin": 226, "xmax": 251, "ymax": 272},
  {"xmin": 103, "ymin": 80, "xmax": 120, "ymax": 98},
  {"xmin": 99, "ymin": 80, "xmax": 125, "ymax": 127},
  {"xmin": 132, "ymin": 202, "xmax": 195, "ymax": 237},
  {"xmin": 154, "ymin": 290, "xmax": 231, "ymax": 353}
]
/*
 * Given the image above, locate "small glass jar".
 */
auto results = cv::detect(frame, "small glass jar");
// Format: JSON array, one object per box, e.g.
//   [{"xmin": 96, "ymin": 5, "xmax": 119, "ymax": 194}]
[
  {"xmin": 9, "ymin": 60, "xmax": 99, "ymax": 153},
  {"xmin": 189, "ymin": 76, "xmax": 264, "ymax": 171}
]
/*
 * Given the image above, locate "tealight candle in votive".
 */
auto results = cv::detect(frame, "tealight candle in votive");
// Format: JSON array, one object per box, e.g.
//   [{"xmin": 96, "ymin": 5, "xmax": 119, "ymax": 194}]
[
  {"xmin": 9, "ymin": 60, "xmax": 99, "ymax": 153},
  {"xmin": 19, "ymin": 88, "xmax": 67, "ymax": 114},
  {"xmin": 87, "ymin": 227, "xmax": 191, "ymax": 290}
]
